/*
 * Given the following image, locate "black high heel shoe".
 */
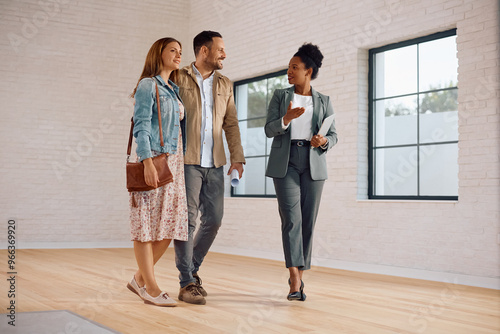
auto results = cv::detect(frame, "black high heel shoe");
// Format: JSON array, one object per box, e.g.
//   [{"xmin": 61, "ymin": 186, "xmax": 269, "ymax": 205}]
[
  {"xmin": 299, "ymin": 280, "xmax": 306, "ymax": 301},
  {"xmin": 287, "ymin": 279, "xmax": 306, "ymax": 301},
  {"xmin": 287, "ymin": 291, "xmax": 302, "ymax": 300}
]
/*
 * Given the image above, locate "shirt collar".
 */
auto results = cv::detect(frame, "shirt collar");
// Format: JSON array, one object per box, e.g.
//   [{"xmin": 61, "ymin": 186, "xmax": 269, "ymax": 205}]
[{"xmin": 192, "ymin": 63, "xmax": 215, "ymax": 81}]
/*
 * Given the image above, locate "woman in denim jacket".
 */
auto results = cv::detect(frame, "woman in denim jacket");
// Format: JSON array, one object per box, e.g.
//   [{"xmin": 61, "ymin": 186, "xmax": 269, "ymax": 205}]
[{"xmin": 127, "ymin": 37, "xmax": 188, "ymax": 307}]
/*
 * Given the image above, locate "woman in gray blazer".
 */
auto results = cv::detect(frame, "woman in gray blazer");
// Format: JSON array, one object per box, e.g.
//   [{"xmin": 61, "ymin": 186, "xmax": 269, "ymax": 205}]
[{"xmin": 265, "ymin": 43, "xmax": 338, "ymax": 301}]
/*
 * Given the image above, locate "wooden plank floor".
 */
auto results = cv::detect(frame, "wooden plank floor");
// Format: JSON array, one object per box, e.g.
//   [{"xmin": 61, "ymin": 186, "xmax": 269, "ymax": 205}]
[{"xmin": 1, "ymin": 248, "xmax": 499, "ymax": 334}]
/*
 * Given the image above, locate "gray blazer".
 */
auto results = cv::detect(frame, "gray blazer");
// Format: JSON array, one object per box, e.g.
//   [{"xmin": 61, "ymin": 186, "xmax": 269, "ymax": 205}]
[{"xmin": 264, "ymin": 86, "xmax": 338, "ymax": 180}]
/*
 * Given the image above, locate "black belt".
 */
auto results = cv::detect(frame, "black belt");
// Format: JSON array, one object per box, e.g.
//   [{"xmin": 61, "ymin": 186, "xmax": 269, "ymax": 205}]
[{"xmin": 291, "ymin": 140, "xmax": 310, "ymax": 147}]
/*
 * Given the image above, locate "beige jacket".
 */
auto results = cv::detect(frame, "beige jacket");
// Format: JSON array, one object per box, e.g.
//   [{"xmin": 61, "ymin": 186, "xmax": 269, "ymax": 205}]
[{"xmin": 176, "ymin": 63, "xmax": 245, "ymax": 168}]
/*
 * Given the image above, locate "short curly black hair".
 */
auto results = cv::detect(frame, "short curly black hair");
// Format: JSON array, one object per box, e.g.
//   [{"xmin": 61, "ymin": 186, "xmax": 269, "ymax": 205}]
[{"xmin": 293, "ymin": 43, "xmax": 324, "ymax": 80}]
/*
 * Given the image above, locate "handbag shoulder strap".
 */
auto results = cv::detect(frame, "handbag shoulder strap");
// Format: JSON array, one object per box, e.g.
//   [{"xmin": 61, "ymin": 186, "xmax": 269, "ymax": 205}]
[
  {"xmin": 127, "ymin": 78, "xmax": 164, "ymax": 157},
  {"xmin": 154, "ymin": 78, "xmax": 164, "ymax": 147}
]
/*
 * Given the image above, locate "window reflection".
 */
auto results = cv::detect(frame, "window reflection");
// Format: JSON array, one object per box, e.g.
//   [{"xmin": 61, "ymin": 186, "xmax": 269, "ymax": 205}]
[
  {"xmin": 419, "ymin": 36, "xmax": 458, "ymax": 92},
  {"xmin": 247, "ymin": 81, "xmax": 267, "ymax": 119},
  {"xmin": 375, "ymin": 45, "xmax": 417, "ymax": 98},
  {"xmin": 376, "ymin": 96, "xmax": 418, "ymax": 146}
]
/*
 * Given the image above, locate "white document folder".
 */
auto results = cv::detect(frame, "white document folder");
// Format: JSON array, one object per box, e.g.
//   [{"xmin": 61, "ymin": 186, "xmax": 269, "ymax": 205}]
[{"xmin": 317, "ymin": 114, "xmax": 335, "ymax": 136}]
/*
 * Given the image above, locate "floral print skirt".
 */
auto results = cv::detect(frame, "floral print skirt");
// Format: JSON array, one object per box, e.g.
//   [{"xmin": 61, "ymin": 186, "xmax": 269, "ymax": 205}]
[{"xmin": 129, "ymin": 132, "xmax": 188, "ymax": 242}]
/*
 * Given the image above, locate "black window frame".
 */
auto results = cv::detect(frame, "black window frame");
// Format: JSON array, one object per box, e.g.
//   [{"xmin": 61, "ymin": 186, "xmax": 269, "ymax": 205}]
[
  {"xmin": 368, "ymin": 29, "xmax": 458, "ymax": 201},
  {"xmin": 231, "ymin": 69, "xmax": 288, "ymax": 198}
]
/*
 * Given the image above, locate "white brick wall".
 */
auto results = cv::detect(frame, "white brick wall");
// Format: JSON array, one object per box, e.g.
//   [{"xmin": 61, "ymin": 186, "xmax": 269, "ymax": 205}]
[{"xmin": 0, "ymin": 0, "xmax": 498, "ymax": 287}]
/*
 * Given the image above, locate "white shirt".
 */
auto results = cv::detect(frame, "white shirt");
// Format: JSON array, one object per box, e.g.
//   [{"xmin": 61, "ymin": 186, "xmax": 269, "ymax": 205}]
[
  {"xmin": 193, "ymin": 64, "xmax": 215, "ymax": 167},
  {"xmin": 282, "ymin": 93, "xmax": 314, "ymax": 140}
]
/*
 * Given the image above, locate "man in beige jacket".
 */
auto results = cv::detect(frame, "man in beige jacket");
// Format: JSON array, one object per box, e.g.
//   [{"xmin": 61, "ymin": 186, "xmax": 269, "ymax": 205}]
[{"xmin": 174, "ymin": 31, "xmax": 245, "ymax": 305}]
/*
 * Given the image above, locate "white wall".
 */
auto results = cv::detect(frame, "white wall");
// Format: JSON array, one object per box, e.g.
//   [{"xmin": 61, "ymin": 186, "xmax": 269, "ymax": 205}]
[{"xmin": 0, "ymin": 0, "xmax": 498, "ymax": 288}]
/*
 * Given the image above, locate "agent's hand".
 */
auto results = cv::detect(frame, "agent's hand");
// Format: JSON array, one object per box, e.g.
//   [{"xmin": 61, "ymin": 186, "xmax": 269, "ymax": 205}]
[
  {"xmin": 283, "ymin": 101, "xmax": 305, "ymax": 126},
  {"xmin": 143, "ymin": 158, "xmax": 159, "ymax": 188},
  {"xmin": 227, "ymin": 162, "xmax": 244, "ymax": 179},
  {"xmin": 311, "ymin": 134, "xmax": 328, "ymax": 148}
]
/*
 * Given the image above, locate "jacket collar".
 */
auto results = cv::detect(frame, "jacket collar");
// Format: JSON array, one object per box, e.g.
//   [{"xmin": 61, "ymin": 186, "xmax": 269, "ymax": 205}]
[
  {"xmin": 153, "ymin": 75, "xmax": 179, "ymax": 93},
  {"xmin": 185, "ymin": 62, "xmax": 222, "ymax": 83},
  {"xmin": 284, "ymin": 85, "xmax": 320, "ymax": 98}
]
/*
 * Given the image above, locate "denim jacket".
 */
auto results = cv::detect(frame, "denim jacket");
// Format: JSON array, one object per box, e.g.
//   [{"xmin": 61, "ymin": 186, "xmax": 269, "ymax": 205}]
[{"xmin": 133, "ymin": 75, "xmax": 186, "ymax": 161}]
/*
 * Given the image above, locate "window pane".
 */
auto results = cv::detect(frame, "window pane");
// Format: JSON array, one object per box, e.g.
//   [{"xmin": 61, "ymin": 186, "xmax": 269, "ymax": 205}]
[
  {"xmin": 248, "ymin": 80, "xmax": 268, "ymax": 119},
  {"xmin": 374, "ymin": 147, "xmax": 418, "ymax": 196},
  {"xmin": 232, "ymin": 157, "xmax": 266, "ymax": 195},
  {"xmin": 235, "ymin": 80, "xmax": 267, "ymax": 120},
  {"xmin": 235, "ymin": 83, "xmax": 248, "ymax": 120},
  {"xmin": 375, "ymin": 45, "xmax": 417, "ymax": 98},
  {"xmin": 248, "ymin": 117, "xmax": 266, "ymax": 129},
  {"xmin": 375, "ymin": 95, "xmax": 418, "ymax": 146},
  {"xmin": 419, "ymin": 36, "xmax": 458, "ymax": 92},
  {"xmin": 267, "ymin": 75, "xmax": 289, "ymax": 107},
  {"xmin": 419, "ymin": 89, "xmax": 458, "ymax": 143},
  {"xmin": 239, "ymin": 120, "xmax": 267, "ymax": 157},
  {"xmin": 420, "ymin": 144, "xmax": 458, "ymax": 196}
]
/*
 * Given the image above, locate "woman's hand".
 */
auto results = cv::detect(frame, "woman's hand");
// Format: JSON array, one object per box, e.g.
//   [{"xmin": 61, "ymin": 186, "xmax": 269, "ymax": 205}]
[
  {"xmin": 143, "ymin": 158, "xmax": 159, "ymax": 188},
  {"xmin": 311, "ymin": 134, "xmax": 328, "ymax": 148},
  {"xmin": 283, "ymin": 101, "xmax": 305, "ymax": 126}
]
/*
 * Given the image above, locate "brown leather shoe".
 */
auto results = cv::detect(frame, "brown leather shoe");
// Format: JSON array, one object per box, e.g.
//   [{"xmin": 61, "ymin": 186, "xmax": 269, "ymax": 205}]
[
  {"xmin": 193, "ymin": 274, "xmax": 207, "ymax": 297},
  {"xmin": 178, "ymin": 283, "xmax": 206, "ymax": 305}
]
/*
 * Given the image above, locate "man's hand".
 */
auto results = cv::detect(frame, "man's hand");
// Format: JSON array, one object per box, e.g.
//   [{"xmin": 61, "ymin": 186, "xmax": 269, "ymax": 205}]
[{"xmin": 227, "ymin": 162, "xmax": 244, "ymax": 178}]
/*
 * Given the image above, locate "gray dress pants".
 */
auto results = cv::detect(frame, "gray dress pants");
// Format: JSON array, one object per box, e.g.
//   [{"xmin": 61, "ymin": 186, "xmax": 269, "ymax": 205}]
[
  {"xmin": 174, "ymin": 165, "xmax": 224, "ymax": 287},
  {"xmin": 273, "ymin": 145, "xmax": 325, "ymax": 270}
]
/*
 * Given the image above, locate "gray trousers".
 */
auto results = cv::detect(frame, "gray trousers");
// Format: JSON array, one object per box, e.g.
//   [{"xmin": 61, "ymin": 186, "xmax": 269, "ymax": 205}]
[
  {"xmin": 174, "ymin": 165, "xmax": 224, "ymax": 287},
  {"xmin": 273, "ymin": 145, "xmax": 325, "ymax": 270}
]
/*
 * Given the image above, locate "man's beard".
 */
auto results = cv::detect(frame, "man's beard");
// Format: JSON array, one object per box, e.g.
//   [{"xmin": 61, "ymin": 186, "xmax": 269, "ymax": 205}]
[{"xmin": 208, "ymin": 58, "xmax": 223, "ymax": 71}]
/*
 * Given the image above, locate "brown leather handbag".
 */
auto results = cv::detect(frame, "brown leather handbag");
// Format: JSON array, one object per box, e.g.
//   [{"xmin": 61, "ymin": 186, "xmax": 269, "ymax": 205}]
[{"xmin": 126, "ymin": 79, "xmax": 173, "ymax": 192}]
